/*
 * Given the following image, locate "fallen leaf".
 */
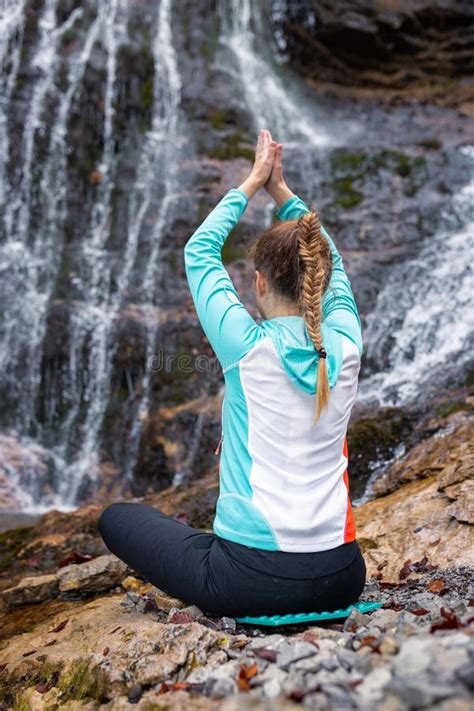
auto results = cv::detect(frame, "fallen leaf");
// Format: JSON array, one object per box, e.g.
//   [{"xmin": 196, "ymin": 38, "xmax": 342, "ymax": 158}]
[
  {"xmin": 359, "ymin": 635, "xmax": 381, "ymax": 651},
  {"xmin": 50, "ymin": 620, "xmax": 68, "ymax": 634},
  {"xmin": 231, "ymin": 638, "xmax": 249, "ymax": 650},
  {"xmin": 426, "ymin": 579, "xmax": 447, "ymax": 595},
  {"xmin": 288, "ymin": 689, "xmax": 308, "ymax": 701},
  {"xmin": 399, "ymin": 556, "xmax": 438, "ymax": 580},
  {"xmin": 237, "ymin": 662, "xmax": 258, "ymax": 691},
  {"xmin": 43, "ymin": 640, "xmax": 57, "ymax": 648},
  {"xmin": 168, "ymin": 611, "xmax": 194, "ymax": 624},
  {"xmin": 377, "ymin": 560, "xmax": 388, "ymax": 571},
  {"xmin": 255, "ymin": 648, "xmax": 278, "ymax": 662},
  {"xmin": 58, "ymin": 552, "xmax": 93, "ymax": 569},
  {"xmin": 430, "ymin": 607, "xmax": 461, "ymax": 633},
  {"xmin": 103, "ymin": 647, "xmax": 110, "ymax": 656},
  {"xmin": 379, "ymin": 581, "xmax": 406, "ymax": 589},
  {"xmin": 399, "ymin": 560, "xmax": 414, "ymax": 580},
  {"xmin": 384, "ymin": 602, "xmax": 404, "ymax": 611},
  {"xmin": 22, "ymin": 650, "xmax": 36, "ymax": 657},
  {"xmin": 411, "ymin": 608, "xmax": 430, "ymax": 616}
]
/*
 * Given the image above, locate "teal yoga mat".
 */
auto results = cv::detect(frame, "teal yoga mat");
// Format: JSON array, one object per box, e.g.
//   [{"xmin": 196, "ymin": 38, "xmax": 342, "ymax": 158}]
[{"xmin": 235, "ymin": 601, "xmax": 382, "ymax": 626}]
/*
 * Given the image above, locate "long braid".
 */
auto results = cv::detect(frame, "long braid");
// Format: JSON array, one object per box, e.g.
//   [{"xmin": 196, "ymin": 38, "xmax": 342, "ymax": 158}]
[{"xmin": 297, "ymin": 211, "xmax": 331, "ymax": 421}]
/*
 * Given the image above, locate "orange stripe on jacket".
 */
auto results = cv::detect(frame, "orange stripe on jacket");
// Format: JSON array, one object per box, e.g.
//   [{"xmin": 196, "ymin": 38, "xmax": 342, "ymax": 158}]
[{"xmin": 343, "ymin": 436, "xmax": 356, "ymax": 543}]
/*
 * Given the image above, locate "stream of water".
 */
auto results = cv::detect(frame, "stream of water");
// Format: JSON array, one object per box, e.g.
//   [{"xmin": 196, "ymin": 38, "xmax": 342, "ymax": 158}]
[{"xmin": 0, "ymin": 0, "xmax": 184, "ymax": 510}]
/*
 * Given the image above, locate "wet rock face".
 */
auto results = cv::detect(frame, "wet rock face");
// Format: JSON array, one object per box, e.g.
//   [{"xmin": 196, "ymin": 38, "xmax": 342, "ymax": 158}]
[
  {"xmin": 273, "ymin": 0, "xmax": 474, "ymax": 102},
  {"xmin": 356, "ymin": 405, "xmax": 474, "ymax": 582}
]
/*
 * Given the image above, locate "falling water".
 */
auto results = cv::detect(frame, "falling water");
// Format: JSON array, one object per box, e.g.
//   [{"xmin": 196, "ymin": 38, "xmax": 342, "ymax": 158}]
[
  {"xmin": 0, "ymin": 0, "xmax": 185, "ymax": 510},
  {"xmin": 120, "ymin": 0, "xmax": 184, "ymax": 485},
  {"xmin": 358, "ymin": 145, "xmax": 474, "ymax": 407},
  {"xmin": 218, "ymin": 0, "xmax": 329, "ymax": 146}
]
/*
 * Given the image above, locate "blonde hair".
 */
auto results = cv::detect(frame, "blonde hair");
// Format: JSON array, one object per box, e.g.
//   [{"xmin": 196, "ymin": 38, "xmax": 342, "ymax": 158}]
[{"xmin": 296, "ymin": 211, "xmax": 331, "ymax": 420}]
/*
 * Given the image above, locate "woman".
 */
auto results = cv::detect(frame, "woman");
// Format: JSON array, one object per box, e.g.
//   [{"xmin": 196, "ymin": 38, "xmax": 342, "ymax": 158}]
[{"xmin": 99, "ymin": 129, "xmax": 366, "ymax": 617}]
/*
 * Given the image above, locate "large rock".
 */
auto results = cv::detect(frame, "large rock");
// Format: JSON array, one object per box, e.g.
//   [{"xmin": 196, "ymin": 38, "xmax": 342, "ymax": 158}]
[
  {"xmin": 273, "ymin": 0, "xmax": 474, "ymax": 104},
  {"xmin": 354, "ymin": 400, "xmax": 474, "ymax": 582},
  {"xmin": 57, "ymin": 555, "xmax": 127, "ymax": 595},
  {"xmin": 355, "ymin": 474, "xmax": 474, "ymax": 584},
  {"xmin": 2, "ymin": 574, "xmax": 58, "ymax": 607},
  {"xmin": 372, "ymin": 413, "xmax": 473, "ymax": 498}
]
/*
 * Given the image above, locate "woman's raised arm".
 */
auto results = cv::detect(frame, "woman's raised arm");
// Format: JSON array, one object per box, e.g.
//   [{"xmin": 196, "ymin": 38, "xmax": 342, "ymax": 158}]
[{"xmin": 184, "ymin": 131, "xmax": 278, "ymax": 370}]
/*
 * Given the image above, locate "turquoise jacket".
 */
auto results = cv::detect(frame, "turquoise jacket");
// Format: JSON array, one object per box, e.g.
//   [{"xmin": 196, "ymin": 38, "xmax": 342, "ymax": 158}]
[{"xmin": 184, "ymin": 189, "xmax": 362, "ymax": 552}]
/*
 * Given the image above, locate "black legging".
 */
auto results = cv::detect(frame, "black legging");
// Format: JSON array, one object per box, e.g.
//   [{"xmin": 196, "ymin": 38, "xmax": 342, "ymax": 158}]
[{"xmin": 99, "ymin": 503, "xmax": 366, "ymax": 617}]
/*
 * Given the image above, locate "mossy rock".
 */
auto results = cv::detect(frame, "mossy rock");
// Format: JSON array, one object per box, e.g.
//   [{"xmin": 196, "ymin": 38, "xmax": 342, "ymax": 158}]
[
  {"xmin": 206, "ymin": 108, "xmax": 234, "ymax": 131},
  {"xmin": 435, "ymin": 400, "xmax": 474, "ymax": 418},
  {"xmin": 0, "ymin": 660, "xmax": 63, "ymax": 709},
  {"xmin": 330, "ymin": 148, "xmax": 428, "ymax": 208},
  {"xmin": 334, "ymin": 177, "xmax": 364, "ymax": 209},
  {"xmin": 347, "ymin": 408, "xmax": 414, "ymax": 498},
  {"xmin": 141, "ymin": 77, "xmax": 154, "ymax": 113},
  {"xmin": 208, "ymin": 132, "xmax": 255, "ymax": 161},
  {"xmin": 465, "ymin": 367, "xmax": 474, "ymax": 387},
  {"xmin": 56, "ymin": 659, "xmax": 109, "ymax": 704},
  {"xmin": 331, "ymin": 152, "xmax": 368, "ymax": 171},
  {"xmin": 417, "ymin": 138, "xmax": 442, "ymax": 150},
  {"xmin": 8, "ymin": 659, "xmax": 110, "ymax": 709}
]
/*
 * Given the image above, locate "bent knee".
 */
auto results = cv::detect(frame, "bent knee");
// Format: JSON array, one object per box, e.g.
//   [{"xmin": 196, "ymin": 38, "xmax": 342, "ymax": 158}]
[{"xmin": 98, "ymin": 502, "xmax": 127, "ymax": 542}]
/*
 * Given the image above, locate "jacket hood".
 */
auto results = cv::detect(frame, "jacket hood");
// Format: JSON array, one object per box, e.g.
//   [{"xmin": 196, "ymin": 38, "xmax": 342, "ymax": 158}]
[{"xmin": 260, "ymin": 316, "xmax": 343, "ymax": 394}]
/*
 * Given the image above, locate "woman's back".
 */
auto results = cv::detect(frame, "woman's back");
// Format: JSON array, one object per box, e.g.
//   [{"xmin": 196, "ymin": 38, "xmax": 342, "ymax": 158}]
[{"xmin": 184, "ymin": 189, "xmax": 363, "ymax": 554}]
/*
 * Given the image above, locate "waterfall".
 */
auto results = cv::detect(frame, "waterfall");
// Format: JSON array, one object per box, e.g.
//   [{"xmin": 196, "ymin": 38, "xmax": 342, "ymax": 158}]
[
  {"xmin": 0, "ymin": 0, "xmax": 185, "ymax": 511},
  {"xmin": 120, "ymin": 0, "xmax": 184, "ymax": 485},
  {"xmin": 218, "ymin": 0, "xmax": 327, "ymax": 146},
  {"xmin": 358, "ymin": 145, "xmax": 474, "ymax": 407}
]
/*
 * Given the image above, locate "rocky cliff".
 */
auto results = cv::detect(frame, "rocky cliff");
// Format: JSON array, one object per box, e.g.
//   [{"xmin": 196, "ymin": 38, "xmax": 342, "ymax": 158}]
[{"xmin": 273, "ymin": 0, "xmax": 474, "ymax": 107}]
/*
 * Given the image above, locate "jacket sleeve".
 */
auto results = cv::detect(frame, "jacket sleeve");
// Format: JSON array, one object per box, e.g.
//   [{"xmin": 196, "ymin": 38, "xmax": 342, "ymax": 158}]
[
  {"xmin": 184, "ymin": 188, "xmax": 261, "ymax": 370},
  {"xmin": 275, "ymin": 194, "xmax": 363, "ymax": 356}
]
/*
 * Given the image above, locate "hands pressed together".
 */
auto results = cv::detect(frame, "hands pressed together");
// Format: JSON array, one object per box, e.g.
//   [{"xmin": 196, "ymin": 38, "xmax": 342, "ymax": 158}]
[{"xmin": 237, "ymin": 129, "xmax": 294, "ymax": 207}]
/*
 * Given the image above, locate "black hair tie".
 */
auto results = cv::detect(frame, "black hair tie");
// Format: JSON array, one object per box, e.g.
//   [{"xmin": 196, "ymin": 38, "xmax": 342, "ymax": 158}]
[{"xmin": 318, "ymin": 347, "xmax": 327, "ymax": 359}]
